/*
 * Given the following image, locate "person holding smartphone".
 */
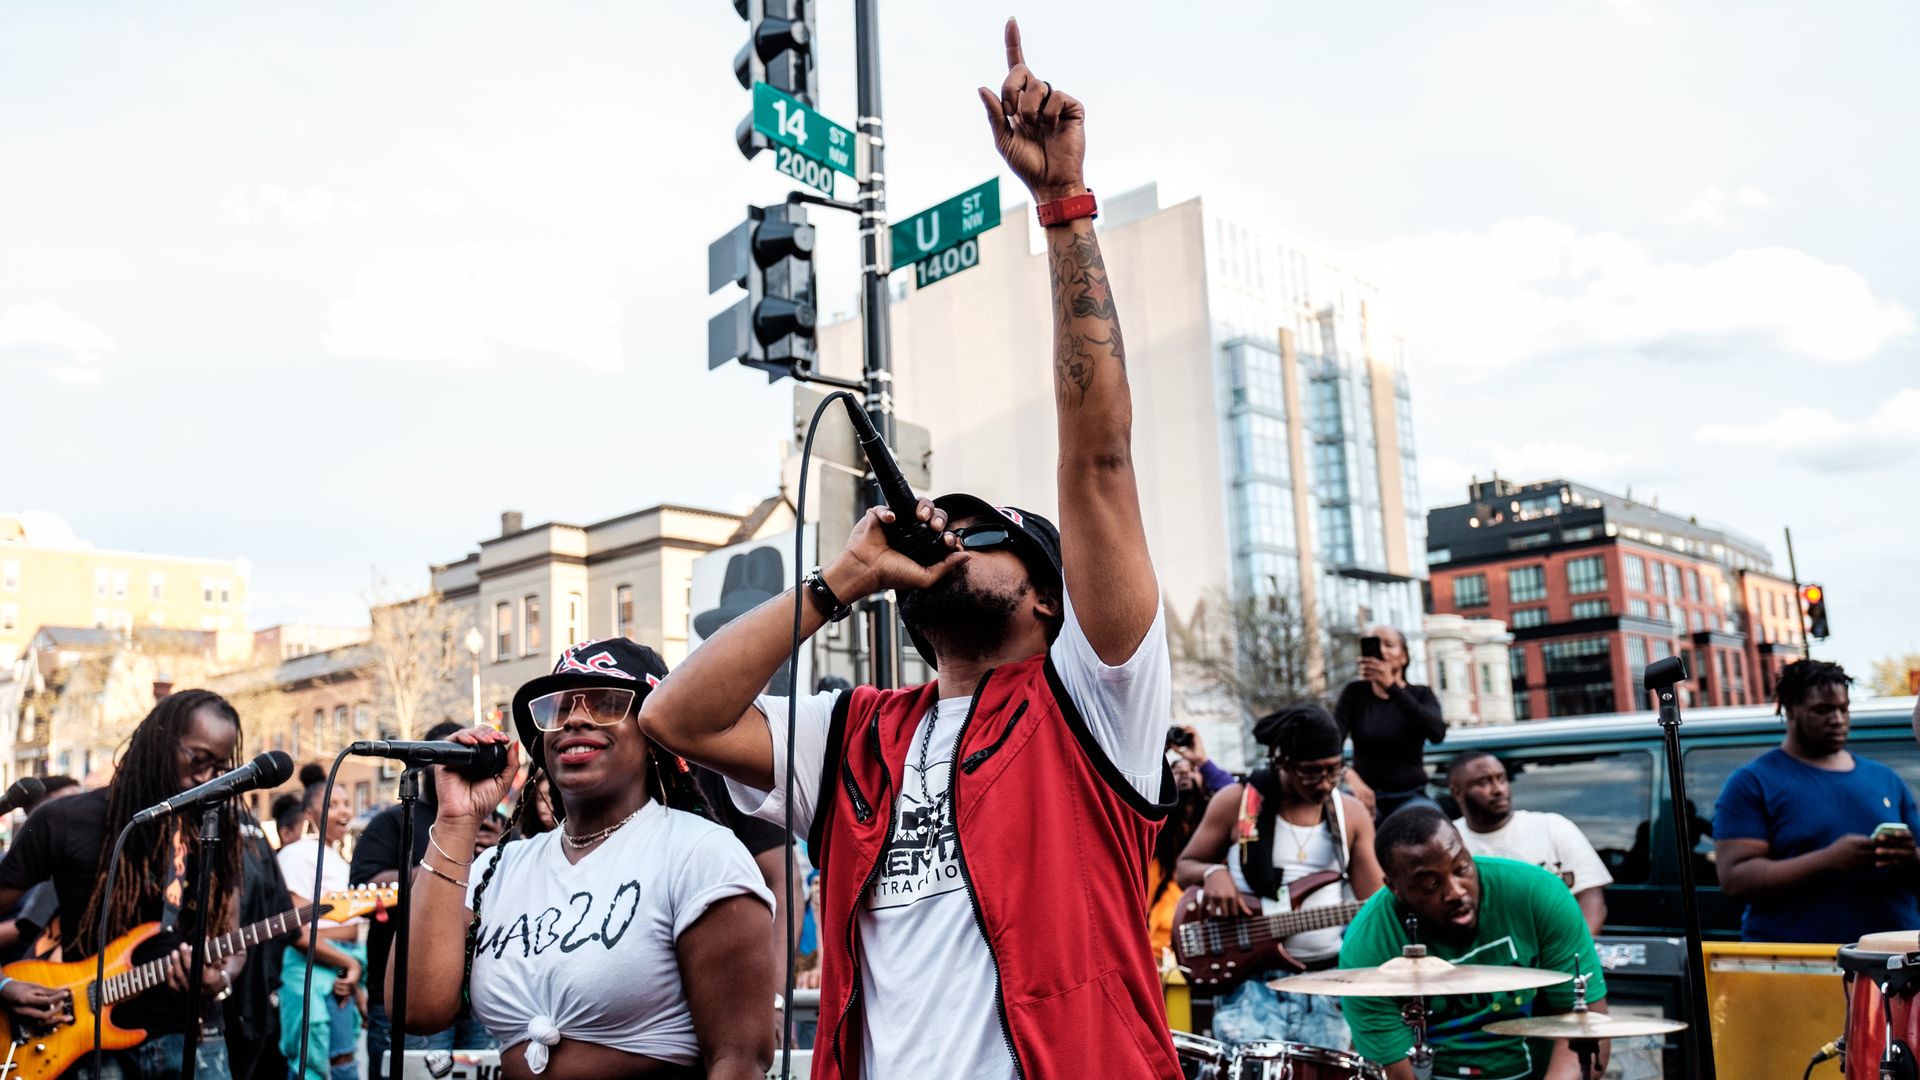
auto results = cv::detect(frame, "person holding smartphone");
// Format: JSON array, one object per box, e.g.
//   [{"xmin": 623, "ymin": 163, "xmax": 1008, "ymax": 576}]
[
  {"xmin": 1714, "ymin": 659, "xmax": 1920, "ymax": 944},
  {"xmin": 1333, "ymin": 624, "xmax": 1445, "ymax": 821}
]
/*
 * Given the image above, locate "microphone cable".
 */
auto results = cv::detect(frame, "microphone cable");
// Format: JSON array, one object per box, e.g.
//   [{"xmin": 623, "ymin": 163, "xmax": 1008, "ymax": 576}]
[{"xmin": 779, "ymin": 388, "xmax": 859, "ymax": 1080}]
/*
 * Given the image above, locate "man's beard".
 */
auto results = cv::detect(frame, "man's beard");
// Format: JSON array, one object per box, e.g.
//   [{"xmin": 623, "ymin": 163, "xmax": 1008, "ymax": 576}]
[{"xmin": 899, "ymin": 562, "xmax": 1023, "ymax": 660}]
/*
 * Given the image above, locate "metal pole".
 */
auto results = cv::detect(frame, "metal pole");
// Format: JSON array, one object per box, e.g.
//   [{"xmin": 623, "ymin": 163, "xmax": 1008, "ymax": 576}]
[
  {"xmin": 1656, "ymin": 680, "xmax": 1717, "ymax": 1080},
  {"xmin": 389, "ymin": 768, "xmax": 422, "ymax": 1080},
  {"xmin": 1784, "ymin": 527, "xmax": 1811, "ymax": 661},
  {"xmin": 471, "ymin": 652, "xmax": 483, "ymax": 728},
  {"xmin": 854, "ymin": 0, "xmax": 900, "ymax": 690},
  {"xmin": 177, "ymin": 805, "xmax": 220, "ymax": 1080}
]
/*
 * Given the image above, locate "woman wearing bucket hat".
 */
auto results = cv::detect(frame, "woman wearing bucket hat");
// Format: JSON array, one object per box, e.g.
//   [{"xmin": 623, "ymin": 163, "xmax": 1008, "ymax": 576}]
[
  {"xmin": 397, "ymin": 639, "xmax": 775, "ymax": 1080},
  {"xmin": 1174, "ymin": 704, "xmax": 1383, "ymax": 1050}
]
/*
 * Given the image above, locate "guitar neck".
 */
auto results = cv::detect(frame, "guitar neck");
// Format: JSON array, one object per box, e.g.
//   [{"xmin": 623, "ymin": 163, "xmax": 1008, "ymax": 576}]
[
  {"xmin": 103, "ymin": 902, "xmax": 319, "ymax": 1006},
  {"xmin": 1265, "ymin": 901, "xmax": 1364, "ymax": 940}
]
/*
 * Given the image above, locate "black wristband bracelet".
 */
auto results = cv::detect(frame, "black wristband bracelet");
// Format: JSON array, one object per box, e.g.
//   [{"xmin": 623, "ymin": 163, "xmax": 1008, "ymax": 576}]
[{"xmin": 803, "ymin": 567, "xmax": 854, "ymax": 623}]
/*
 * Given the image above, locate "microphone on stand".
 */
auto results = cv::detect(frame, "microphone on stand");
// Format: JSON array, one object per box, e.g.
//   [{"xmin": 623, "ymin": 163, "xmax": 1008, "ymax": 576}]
[
  {"xmin": 347, "ymin": 739, "xmax": 510, "ymax": 781},
  {"xmin": 838, "ymin": 395, "xmax": 951, "ymax": 566},
  {"xmin": 131, "ymin": 751, "xmax": 294, "ymax": 825},
  {"xmin": 0, "ymin": 777, "xmax": 46, "ymax": 815}
]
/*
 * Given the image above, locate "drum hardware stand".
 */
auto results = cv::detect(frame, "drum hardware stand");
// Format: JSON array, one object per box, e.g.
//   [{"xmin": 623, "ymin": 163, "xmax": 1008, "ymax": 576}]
[
  {"xmin": 1645, "ymin": 655, "xmax": 1716, "ymax": 1080},
  {"xmin": 390, "ymin": 767, "xmax": 424, "ymax": 1080},
  {"xmin": 1394, "ymin": 924, "xmax": 1434, "ymax": 1080},
  {"xmin": 1562, "ymin": 974, "xmax": 1601, "ymax": 1080}
]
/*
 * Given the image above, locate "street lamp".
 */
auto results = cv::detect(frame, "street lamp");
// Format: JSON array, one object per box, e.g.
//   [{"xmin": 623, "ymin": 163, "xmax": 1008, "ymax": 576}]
[{"xmin": 464, "ymin": 626, "xmax": 485, "ymax": 729}]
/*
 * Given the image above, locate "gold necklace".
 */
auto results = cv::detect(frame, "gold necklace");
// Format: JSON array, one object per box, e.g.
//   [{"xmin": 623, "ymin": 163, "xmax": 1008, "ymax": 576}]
[
  {"xmin": 562, "ymin": 803, "xmax": 644, "ymax": 849},
  {"xmin": 1281, "ymin": 809, "xmax": 1319, "ymax": 861}
]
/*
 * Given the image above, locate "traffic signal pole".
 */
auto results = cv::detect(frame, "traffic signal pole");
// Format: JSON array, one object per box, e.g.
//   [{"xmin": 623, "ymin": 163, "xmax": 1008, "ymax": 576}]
[
  {"xmin": 1784, "ymin": 526, "xmax": 1812, "ymax": 659},
  {"xmin": 853, "ymin": 0, "xmax": 902, "ymax": 689}
]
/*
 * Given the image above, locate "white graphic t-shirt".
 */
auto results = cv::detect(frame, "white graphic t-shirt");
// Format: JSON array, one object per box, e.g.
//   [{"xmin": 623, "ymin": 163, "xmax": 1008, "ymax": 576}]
[
  {"xmin": 1454, "ymin": 810, "xmax": 1614, "ymax": 893},
  {"xmin": 729, "ymin": 592, "xmax": 1169, "ymax": 1080}
]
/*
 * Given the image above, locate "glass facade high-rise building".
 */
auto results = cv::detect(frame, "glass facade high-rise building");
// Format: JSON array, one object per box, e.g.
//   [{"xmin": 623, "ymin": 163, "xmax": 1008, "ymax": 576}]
[{"xmin": 814, "ymin": 184, "xmax": 1426, "ymax": 767}]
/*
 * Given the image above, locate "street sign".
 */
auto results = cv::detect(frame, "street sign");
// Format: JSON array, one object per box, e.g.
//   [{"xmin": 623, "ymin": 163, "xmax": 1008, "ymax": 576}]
[
  {"xmin": 913, "ymin": 240, "xmax": 981, "ymax": 288},
  {"xmin": 891, "ymin": 178, "xmax": 1000, "ymax": 269},
  {"xmin": 752, "ymin": 82, "xmax": 855, "ymax": 177}
]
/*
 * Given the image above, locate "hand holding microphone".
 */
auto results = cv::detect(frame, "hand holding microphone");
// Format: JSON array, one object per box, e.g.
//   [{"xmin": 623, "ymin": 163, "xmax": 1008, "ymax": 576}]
[{"xmin": 428, "ymin": 728, "xmax": 518, "ymax": 834}]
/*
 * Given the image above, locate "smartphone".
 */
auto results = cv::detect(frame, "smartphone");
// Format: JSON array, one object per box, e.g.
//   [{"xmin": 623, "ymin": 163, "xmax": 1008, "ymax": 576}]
[
  {"xmin": 1360, "ymin": 636, "xmax": 1383, "ymax": 660},
  {"xmin": 1872, "ymin": 822, "xmax": 1912, "ymax": 842},
  {"xmin": 1166, "ymin": 726, "xmax": 1194, "ymax": 749}
]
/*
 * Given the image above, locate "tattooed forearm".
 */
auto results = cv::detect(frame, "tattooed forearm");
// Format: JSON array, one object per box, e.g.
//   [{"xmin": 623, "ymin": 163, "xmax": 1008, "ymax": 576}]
[{"xmin": 1048, "ymin": 228, "xmax": 1127, "ymax": 408}]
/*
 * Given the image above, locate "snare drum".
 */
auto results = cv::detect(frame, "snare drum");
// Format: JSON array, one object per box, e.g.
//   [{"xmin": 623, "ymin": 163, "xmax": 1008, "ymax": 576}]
[
  {"xmin": 1839, "ymin": 931, "xmax": 1920, "ymax": 1080},
  {"xmin": 1231, "ymin": 1041, "xmax": 1383, "ymax": 1080},
  {"xmin": 1171, "ymin": 1032, "xmax": 1232, "ymax": 1080}
]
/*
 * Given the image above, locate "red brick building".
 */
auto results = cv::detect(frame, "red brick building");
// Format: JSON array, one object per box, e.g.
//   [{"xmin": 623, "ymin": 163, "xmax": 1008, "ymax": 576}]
[{"xmin": 1427, "ymin": 478, "xmax": 1806, "ymax": 719}]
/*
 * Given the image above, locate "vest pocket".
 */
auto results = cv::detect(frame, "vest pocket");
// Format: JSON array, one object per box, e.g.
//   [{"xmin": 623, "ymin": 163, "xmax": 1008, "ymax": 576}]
[
  {"xmin": 962, "ymin": 702, "xmax": 1030, "ymax": 774},
  {"xmin": 840, "ymin": 759, "xmax": 874, "ymax": 823},
  {"xmin": 1004, "ymin": 969, "xmax": 1175, "ymax": 1079}
]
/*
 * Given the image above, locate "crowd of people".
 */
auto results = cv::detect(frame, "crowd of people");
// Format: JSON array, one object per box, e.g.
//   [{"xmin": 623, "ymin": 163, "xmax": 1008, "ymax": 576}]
[{"xmin": 0, "ymin": 21, "xmax": 1916, "ymax": 1080}]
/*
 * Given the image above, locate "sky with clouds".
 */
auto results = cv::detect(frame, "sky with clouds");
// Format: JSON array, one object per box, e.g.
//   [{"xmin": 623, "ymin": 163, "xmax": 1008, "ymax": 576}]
[{"xmin": 3, "ymin": 0, "xmax": 1915, "ymax": 683}]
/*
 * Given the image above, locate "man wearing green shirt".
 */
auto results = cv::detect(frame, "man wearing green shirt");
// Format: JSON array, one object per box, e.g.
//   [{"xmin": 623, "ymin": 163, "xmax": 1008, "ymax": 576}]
[{"xmin": 1338, "ymin": 807, "xmax": 1609, "ymax": 1080}]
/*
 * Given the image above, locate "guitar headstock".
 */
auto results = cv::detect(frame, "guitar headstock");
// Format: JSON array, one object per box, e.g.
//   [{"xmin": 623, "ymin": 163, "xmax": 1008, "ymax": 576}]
[{"xmin": 318, "ymin": 884, "xmax": 400, "ymax": 923}]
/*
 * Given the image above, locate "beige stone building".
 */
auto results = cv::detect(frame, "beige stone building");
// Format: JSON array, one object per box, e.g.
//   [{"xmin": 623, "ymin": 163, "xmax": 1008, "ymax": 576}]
[
  {"xmin": 0, "ymin": 511, "xmax": 252, "ymax": 667},
  {"xmin": 431, "ymin": 505, "xmax": 785, "ymax": 711},
  {"xmin": 1424, "ymin": 614, "xmax": 1517, "ymax": 727},
  {"xmin": 817, "ymin": 185, "xmax": 1426, "ymax": 768}
]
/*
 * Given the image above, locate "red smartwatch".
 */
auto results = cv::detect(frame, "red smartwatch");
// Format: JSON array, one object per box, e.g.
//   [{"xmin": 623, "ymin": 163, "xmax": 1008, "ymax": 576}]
[{"xmin": 1035, "ymin": 190, "xmax": 1097, "ymax": 227}]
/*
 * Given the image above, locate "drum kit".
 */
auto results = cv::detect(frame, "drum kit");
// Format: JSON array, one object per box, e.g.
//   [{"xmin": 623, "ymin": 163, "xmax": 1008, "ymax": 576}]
[
  {"xmin": 1838, "ymin": 930, "xmax": 1920, "ymax": 1080},
  {"xmin": 1171, "ymin": 943, "xmax": 1690, "ymax": 1080}
]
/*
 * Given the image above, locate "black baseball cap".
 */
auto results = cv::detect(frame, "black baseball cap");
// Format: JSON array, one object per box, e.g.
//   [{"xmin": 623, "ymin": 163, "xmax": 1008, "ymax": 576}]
[
  {"xmin": 903, "ymin": 494, "xmax": 1064, "ymax": 670},
  {"xmin": 511, "ymin": 638, "xmax": 670, "ymax": 768}
]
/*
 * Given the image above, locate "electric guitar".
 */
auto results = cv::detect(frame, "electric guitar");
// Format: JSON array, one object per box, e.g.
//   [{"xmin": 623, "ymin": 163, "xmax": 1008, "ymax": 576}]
[
  {"xmin": 0, "ymin": 884, "xmax": 397, "ymax": 1080},
  {"xmin": 1171, "ymin": 870, "xmax": 1366, "ymax": 990}
]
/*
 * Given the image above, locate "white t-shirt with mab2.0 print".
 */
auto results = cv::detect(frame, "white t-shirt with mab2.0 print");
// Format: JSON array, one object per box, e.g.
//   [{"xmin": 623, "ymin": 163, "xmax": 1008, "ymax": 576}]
[
  {"xmin": 463, "ymin": 801, "xmax": 773, "ymax": 1072},
  {"xmin": 729, "ymin": 592, "xmax": 1170, "ymax": 1080}
]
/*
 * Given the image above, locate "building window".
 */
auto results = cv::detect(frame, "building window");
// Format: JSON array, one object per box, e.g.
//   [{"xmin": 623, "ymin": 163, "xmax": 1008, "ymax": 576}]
[
  {"xmin": 524, "ymin": 596, "xmax": 542, "ymax": 655},
  {"xmin": 353, "ymin": 703, "xmax": 371, "ymax": 738},
  {"xmin": 1663, "ymin": 564, "xmax": 1682, "ymax": 600},
  {"xmin": 332, "ymin": 705, "xmax": 349, "ymax": 744},
  {"xmin": 203, "ymin": 578, "xmax": 215, "ymax": 603},
  {"xmin": 1511, "ymin": 607, "xmax": 1548, "ymax": 629},
  {"xmin": 1547, "ymin": 682, "xmax": 1617, "ymax": 717},
  {"xmin": 616, "ymin": 585, "xmax": 634, "ymax": 638},
  {"xmin": 289, "ymin": 715, "xmax": 300, "ymax": 758},
  {"xmin": 112, "ymin": 570, "xmax": 128, "ymax": 599},
  {"xmin": 219, "ymin": 581, "xmax": 231, "ymax": 604},
  {"xmin": 1453, "ymin": 574, "xmax": 1489, "ymax": 608},
  {"xmin": 149, "ymin": 572, "xmax": 164, "ymax": 600},
  {"xmin": 1480, "ymin": 664, "xmax": 1495, "ymax": 694},
  {"xmin": 1542, "ymin": 636, "xmax": 1611, "ymax": 679},
  {"xmin": 566, "ymin": 592, "xmax": 583, "ymax": 647},
  {"xmin": 1623, "ymin": 555, "xmax": 1646, "ymax": 593},
  {"xmin": 494, "ymin": 602, "xmax": 513, "ymax": 661},
  {"xmin": 1627, "ymin": 636, "xmax": 1648, "ymax": 708},
  {"xmin": 1, "ymin": 603, "xmax": 15, "ymax": 632},
  {"xmin": 1571, "ymin": 599, "xmax": 1610, "ymax": 619},
  {"xmin": 1437, "ymin": 664, "xmax": 1449, "ymax": 691},
  {"xmin": 1508, "ymin": 566, "xmax": 1547, "ymax": 603},
  {"xmin": 1649, "ymin": 563, "xmax": 1667, "ymax": 596},
  {"xmin": 313, "ymin": 709, "xmax": 326, "ymax": 750},
  {"xmin": 354, "ymin": 782, "xmax": 372, "ymax": 815},
  {"xmin": 97, "ymin": 569, "xmax": 111, "ymax": 598},
  {"xmin": 1629, "ymin": 598, "xmax": 1650, "ymax": 618},
  {"xmin": 1, "ymin": 561, "xmax": 16, "ymax": 591},
  {"xmin": 1513, "ymin": 692, "xmax": 1533, "ymax": 720},
  {"xmin": 1567, "ymin": 555, "xmax": 1608, "ymax": 595},
  {"xmin": 1509, "ymin": 645, "xmax": 1528, "ymax": 683}
]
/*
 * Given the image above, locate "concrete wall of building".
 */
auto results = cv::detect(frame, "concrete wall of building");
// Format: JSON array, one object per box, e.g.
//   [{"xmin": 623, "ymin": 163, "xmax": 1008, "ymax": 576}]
[
  {"xmin": 0, "ymin": 535, "xmax": 251, "ymax": 666},
  {"xmin": 1424, "ymin": 614, "xmax": 1515, "ymax": 726}
]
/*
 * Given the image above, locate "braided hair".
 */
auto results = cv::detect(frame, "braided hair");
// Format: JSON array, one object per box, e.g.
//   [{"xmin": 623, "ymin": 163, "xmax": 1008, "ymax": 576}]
[
  {"xmin": 74, "ymin": 689, "xmax": 245, "ymax": 948},
  {"xmin": 460, "ymin": 743, "xmax": 709, "ymax": 1005},
  {"xmin": 1774, "ymin": 658, "xmax": 1851, "ymax": 715}
]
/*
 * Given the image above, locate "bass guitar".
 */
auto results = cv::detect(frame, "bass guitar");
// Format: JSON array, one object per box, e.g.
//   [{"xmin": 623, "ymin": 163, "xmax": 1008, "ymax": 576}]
[
  {"xmin": 1, "ymin": 884, "xmax": 396, "ymax": 1080},
  {"xmin": 1171, "ymin": 870, "xmax": 1365, "ymax": 989}
]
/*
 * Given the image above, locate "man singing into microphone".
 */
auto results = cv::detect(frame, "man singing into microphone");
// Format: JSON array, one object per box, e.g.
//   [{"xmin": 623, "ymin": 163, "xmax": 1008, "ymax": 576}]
[
  {"xmin": 642, "ymin": 19, "xmax": 1179, "ymax": 1080},
  {"xmin": 0, "ymin": 689, "xmax": 251, "ymax": 1080}
]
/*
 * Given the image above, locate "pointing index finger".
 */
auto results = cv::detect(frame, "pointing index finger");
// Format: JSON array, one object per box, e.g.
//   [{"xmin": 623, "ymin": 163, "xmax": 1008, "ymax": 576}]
[{"xmin": 1004, "ymin": 17, "xmax": 1024, "ymax": 70}]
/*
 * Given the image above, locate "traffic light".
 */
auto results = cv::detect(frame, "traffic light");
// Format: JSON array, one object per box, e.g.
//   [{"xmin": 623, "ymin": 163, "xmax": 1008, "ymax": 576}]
[
  {"xmin": 1801, "ymin": 584, "xmax": 1830, "ymax": 640},
  {"xmin": 708, "ymin": 203, "xmax": 817, "ymax": 381},
  {"xmin": 731, "ymin": 0, "xmax": 817, "ymax": 159}
]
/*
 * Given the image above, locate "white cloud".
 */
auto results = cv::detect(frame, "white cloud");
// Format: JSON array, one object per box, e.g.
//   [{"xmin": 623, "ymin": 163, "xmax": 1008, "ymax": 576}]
[
  {"xmin": 0, "ymin": 300, "xmax": 114, "ymax": 383},
  {"xmin": 1669, "ymin": 186, "xmax": 1776, "ymax": 228},
  {"xmin": 1697, "ymin": 389, "xmax": 1920, "ymax": 472},
  {"xmin": 1361, "ymin": 218, "xmax": 1913, "ymax": 373},
  {"xmin": 407, "ymin": 188, "xmax": 464, "ymax": 215},
  {"xmin": 221, "ymin": 186, "xmax": 359, "ymax": 225},
  {"xmin": 324, "ymin": 245, "xmax": 623, "ymax": 370}
]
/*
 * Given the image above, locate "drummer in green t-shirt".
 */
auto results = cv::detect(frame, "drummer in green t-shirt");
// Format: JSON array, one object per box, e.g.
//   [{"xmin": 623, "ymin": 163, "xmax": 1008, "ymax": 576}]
[{"xmin": 1338, "ymin": 807, "xmax": 1609, "ymax": 1080}]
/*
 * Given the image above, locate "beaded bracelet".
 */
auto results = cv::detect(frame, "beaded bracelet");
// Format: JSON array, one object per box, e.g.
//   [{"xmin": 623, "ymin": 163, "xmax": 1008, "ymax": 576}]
[{"xmin": 418, "ymin": 859, "xmax": 469, "ymax": 890}]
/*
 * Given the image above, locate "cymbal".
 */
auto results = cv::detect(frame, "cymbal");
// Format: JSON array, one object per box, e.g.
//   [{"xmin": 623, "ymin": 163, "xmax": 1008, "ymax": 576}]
[
  {"xmin": 1271, "ymin": 954, "xmax": 1571, "ymax": 997},
  {"xmin": 1483, "ymin": 1011, "xmax": 1689, "ymax": 1039}
]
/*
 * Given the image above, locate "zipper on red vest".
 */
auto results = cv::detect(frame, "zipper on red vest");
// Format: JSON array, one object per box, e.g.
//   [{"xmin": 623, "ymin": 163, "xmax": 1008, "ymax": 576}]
[
  {"xmin": 837, "ymin": 705, "xmax": 891, "ymax": 824},
  {"xmin": 946, "ymin": 670, "xmax": 1027, "ymax": 1079},
  {"xmin": 831, "ymin": 703, "xmax": 896, "ymax": 1075},
  {"xmin": 961, "ymin": 701, "xmax": 1029, "ymax": 774}
]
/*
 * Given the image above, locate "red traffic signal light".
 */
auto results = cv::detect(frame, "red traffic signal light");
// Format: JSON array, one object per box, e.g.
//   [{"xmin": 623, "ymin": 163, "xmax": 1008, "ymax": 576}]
[
  {"xmin": 1801, "ymin": 583, "xmax": 1830, "ymax": 640},
  {"xmin": 1801, "ymin": 584, "xmax": 1823, "ymax": 604}
]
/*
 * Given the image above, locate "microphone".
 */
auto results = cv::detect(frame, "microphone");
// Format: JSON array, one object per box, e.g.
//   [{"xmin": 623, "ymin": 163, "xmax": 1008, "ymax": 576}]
[
  {"xmin": 132, "ymin": 750, "xmax": 294, "ymax": 825},
  {"xmin": 347, "ymin": 740, "xmax": 509, "ymax": 781},
  {"xmin": 838, "ymin": 396, "xmax": 950, "ymax": 566},
  {"xmin": 0, "ymin": 777, "xmax": 46, "ymax": 815}
]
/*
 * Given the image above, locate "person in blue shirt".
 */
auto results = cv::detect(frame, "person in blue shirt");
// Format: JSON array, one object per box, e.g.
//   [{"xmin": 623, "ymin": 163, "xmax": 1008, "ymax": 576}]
[{"xmin": 1714, "ymin": 659, "xmax": 1920, "ymax": 944}]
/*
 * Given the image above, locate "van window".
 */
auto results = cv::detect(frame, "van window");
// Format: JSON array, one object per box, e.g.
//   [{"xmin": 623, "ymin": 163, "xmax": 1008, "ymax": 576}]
[
  {"xmin": 1433, "ymin": 750, "xmax": 1656, "ymax": 885},
  {"xmin": 1684, "ymin": 737, "xmax": 1920, "ymax": 888}
]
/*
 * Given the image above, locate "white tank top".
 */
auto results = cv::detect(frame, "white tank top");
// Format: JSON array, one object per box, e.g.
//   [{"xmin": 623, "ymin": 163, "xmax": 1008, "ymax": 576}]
[{"xmin": 1226, "ymin": 811, "xmax": 1354, "ymax": 964}]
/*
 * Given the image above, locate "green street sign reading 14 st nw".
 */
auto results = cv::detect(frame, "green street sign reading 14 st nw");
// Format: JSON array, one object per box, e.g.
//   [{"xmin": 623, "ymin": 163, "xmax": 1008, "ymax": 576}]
[
  {"xmin": 752, "ymin": 83, "xmax": 856, "ymax": 198},
  {"xmin": 891, "ymin": 178, "xmax": 1001, "ymax": 289}
]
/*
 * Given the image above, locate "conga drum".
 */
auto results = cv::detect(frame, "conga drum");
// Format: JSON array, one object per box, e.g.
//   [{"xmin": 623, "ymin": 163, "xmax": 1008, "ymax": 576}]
[{"xmin": 1838, "ymin": 931, "xmax": 1920, "ymax": 1079}]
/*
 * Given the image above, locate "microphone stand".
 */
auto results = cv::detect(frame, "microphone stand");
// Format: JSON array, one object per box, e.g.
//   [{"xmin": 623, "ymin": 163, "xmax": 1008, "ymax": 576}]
[
  {"xmin": 177, "ymin": 805, "xmax": 221, "ymax": 1080},
  {"xmin": 1650, "ymin": 660, "xmax": 1717, "ymax": 1080},
  {"xmin": 388, "ymin": 768, "xmax": 423, "ymax": 1080}
]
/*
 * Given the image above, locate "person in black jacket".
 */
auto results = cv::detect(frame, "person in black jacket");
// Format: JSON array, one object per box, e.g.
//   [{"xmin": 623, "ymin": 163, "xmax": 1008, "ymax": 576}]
[
  {"xmin": 1334, "ymin": 624, "xmax": 1445, "ymax": 821},
  {"xmin": 225, "ymin": 811, "xmax": 293, "ymax": 1080}
]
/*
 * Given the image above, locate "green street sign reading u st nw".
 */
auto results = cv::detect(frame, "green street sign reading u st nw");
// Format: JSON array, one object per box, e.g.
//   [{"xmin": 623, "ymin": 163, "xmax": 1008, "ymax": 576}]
[
  {"xmin": 752, "ymin": 83, "xmax": 855, "ymax": 178},
  {"xmin": 891, "ymin": 178, "xmax": 1001, "ymax": 269}
]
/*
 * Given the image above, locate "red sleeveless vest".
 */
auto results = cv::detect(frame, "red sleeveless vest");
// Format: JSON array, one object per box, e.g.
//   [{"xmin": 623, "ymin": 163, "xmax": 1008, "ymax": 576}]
[{"xmin": 805, "ymin": 653, "xmax": 1179, "ymax": 1080}]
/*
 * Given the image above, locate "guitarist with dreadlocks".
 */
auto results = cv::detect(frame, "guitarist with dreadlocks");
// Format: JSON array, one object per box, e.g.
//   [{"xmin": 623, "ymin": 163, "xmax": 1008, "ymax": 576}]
[{"xmin": 0, "ymin": 689, "xmax": 250, "ymax": 1080}]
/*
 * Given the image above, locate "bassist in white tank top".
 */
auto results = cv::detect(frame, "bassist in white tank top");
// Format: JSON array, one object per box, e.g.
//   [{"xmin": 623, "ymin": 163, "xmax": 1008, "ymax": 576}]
[{"xmin": 1176, "ymin": 705, "xmax": 1383, "ymax": 1050}]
